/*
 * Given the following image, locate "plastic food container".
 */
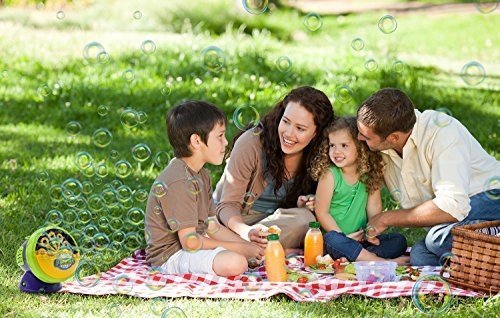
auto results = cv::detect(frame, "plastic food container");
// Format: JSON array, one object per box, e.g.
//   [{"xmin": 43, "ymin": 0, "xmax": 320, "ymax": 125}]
[{"xmin": 354, "ymin": 261, "xmax": 397, "ymax": 283}]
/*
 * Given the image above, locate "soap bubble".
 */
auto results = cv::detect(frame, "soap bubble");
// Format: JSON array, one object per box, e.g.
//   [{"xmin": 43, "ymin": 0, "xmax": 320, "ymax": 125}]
[
  {"xmin": 133, "ymin": 10, "xmax": 142, "ymax": 19},
  {"xmin": 87, "ymin": 194, "xmax": 104, "ymax": 212},
  {"xmin": 204, "ymin": 216, "xmax": 220, "ymax": 235},
  {"xmin": 62, "ymin": 178, "xmax": 83, "ymax": 197},
  {"xmin": 133, "ymin": 188, "xmax": 149, "ymax": 202},
  {"xmin": 243, "ymin": 191, "xmax": 256, "ymax": 208},
  {"xmin": 75, "ymin": 260, "xmax": 101, "ymax": 287},
  {"xmin": 136, "ymin": 110, "xmax": 148, "ymax": 124},
  {"xmin": 56, "ymin": 10, "xmax": 65, "ymax": 20},
  {"xmin": 113, "ymin": 274, "xmax": 134, "ymax": 295},
  {"xmin": 201, "ymin": 46, "xmax": 225, "ymax": 72},
  {"xmin": 145, "ymin": 268, "xmax": 167, "ymax": 291},
  {"xmin": 36, "ymin": 171, "xmax": 50, "ymax": 183},
  {"xmin": 83, "ymin": 42, "xmax": 106, "ymax": 64},
  {"xmin": 95, "ymin": 162, "xmax": 109, "ymax": 178},
  {"xmin": 351, "ymin": 37, "xmax": 365, "ymax": 51},
  {"xmin": 276, "ymin": 56, "xmax": 292, "ymax": 73},
  {"xmin": 126, "ymin": 207, "xmax": 144, "ymax": 225},
  {"xmin": 390, "ymin": 188, "xmax": 403, "ymax": 205},
  {"xmin": 123, "ymin": 232, "xmax": 143, "ymax": 251},
  {"xmin": 154, "ymin": 151, "xmax": 171, "ymax": 168},
  {"xmin": 37, "ymin": 84, "xmax": 51, "ymax": 97},
  {"xmin": 334, "ymin": 85, "xmax": 353, "ymax": 104},
  {"xmin": 110, "ymin": 219, "xmax": 125, "ymax": 232},
  {"xmin": 303, "ymin": 13, "xmax": 323, "ymax": 32},
  {"xmin": 82, "ymin": 181, "xmax": 94, "ymax": 195},
  {"xmin": 141, "ymin": 40, "xmax": 156, "ymax": 55},
  {"xmin": 460, "ymin": 61, "xmax": 486, "ymax": 86},
  {"xmin": 392, "ymin": 60, "xmax": 406, "ymax": 74},
  {"xmin": 233, "ymin": 106, "xmax": 260, "ymax": 130},
  {"xmin": 432, "ymin": 108, "xmax": 453, "ymax": 128},
  {"xmin": 120, "ymin": 109, "xmax": 139, "ymax": 129},
  {"xmin": 412, "ymin": 274, "xmax": 452, "ymax": 315},
  {"xmin": 122, "ymin": 69, "xmax": 135, "ymax": 82},
  {"xmin": 93, "ymin": 233, "xmax": 110, "ymax": 251},
  {"xmin": 242, "ymin": 0, "xmax": 268, "ymax": 15},
  {"xmin": 475, "ymin": 1, "xmax": 498, "ymax": 14},
  {"xmin": 75, "ymin": 151, "xmax": 93, "ymax": 169},
  {"xmin": 115, "ymin": 160, "xmax": 133, "ymax": 178},
  {"xmin": 484, "ymin": 176, "xmax": 499, "ymax": 200},
  {"xmin": 66, "ymin": 121, "xmax": 82, "ymax": 136},
  {"xmin": 439, "ymin": 252, "xmax": 459, "ymax": 277},
  {"xmin": 378, "ymin": 15, "xmax": 397, "ymax": 34},
  {"xmin": 153, "ymin": 205, "xmax": 163, "ymax": 215},
  {"xmin": 49, "ymin": 185, "xmax": 64, "ymax": 202},
  {"xmin": 161, "ymin": 307, "xmax": 187, "ymax": 318},
  {"xmin": 78, "ymin": 209, "xmax": 92, "ymax": 224},
  {"xmin": 166, "ymin": 218, "xmax": 181, "ymax": 233},
  {"xmin": 116, "ymin": 185, "xmax": 133, "ymax": 202},
  {"xmin": 365, "ymin": 59, "xmax": 378, "ymax": 72},
  {"xmin": 97, "ymin": 105, "xmax": 109, "ymax": 117},
  {"xmin": 152, "ymin": 181, "xmax": 168, "ymax": 197},
  {"xmin": 64, "ymin": 209, "xmax": 78, "ymax": 224},
  {"xmin": 45, "ymin": 209, "xmax": 63, "ymax": 226},
  {"xmin": 186, "ymin": 176, "xmax": 201, "ymax": 196},
  {"xmin": 184, "ymin": 232, "xmax": 203, "ymax": 252},
  {"xmin": 131, "ymin": 143, "xmax": 151, "ymax": 162}
]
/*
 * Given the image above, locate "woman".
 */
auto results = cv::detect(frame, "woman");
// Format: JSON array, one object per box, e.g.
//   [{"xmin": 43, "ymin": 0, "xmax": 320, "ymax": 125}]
[{"xmin": 214, "ymin": 86, "xmax": 335, "ymax": 250}]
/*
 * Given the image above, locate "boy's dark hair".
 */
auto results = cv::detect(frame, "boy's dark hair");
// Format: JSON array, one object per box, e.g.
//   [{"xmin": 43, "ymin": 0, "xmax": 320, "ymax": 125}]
[
  {"xmin": 357, "ymin": 88, "xmax": 416, "ymax": 139},
  {"xmin": 166, "ymin": 100, "xmax": 226, "ymax": 158}
]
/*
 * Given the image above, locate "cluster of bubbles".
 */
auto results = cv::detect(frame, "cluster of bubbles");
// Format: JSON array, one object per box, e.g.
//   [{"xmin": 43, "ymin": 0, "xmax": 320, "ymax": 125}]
[
  {"xmin": 120, "ymin": 107, "xmax": 149, "ymax": 130},
  {"xmin": 242, "ymin": 0, "xmax": 269, "ymax": 15},
  {"xmin": 83, "ymin": 42, "xmax": 109, "ymax": 64}
]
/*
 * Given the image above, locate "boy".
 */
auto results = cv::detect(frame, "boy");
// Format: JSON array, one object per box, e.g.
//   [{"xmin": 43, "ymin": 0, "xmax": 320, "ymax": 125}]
[{"xmin": 145, "ymin": 101, "xmax": 264, "ymax": 276}]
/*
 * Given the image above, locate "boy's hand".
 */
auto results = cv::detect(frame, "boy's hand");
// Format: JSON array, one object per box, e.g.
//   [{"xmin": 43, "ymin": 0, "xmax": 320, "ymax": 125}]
[
  {"xmin": 247, "ymin": 224, "xmax": 268, "ymax": 248},
  {"xmin": 240, "ymin": 241, "xmax": 265, "ymax": 261},
  {"xmin": 297, "ymin": 194, "xmax": 315, "ymax": 211},
  {"xmin": 346, "ymin": 229, "xmax": 364, "ymax": 242}
]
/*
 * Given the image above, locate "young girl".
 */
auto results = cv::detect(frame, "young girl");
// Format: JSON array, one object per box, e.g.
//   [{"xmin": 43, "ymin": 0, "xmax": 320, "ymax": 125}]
[{"xmin": 308, "ymin": 116, "xmax": 408, "ymax": 264}]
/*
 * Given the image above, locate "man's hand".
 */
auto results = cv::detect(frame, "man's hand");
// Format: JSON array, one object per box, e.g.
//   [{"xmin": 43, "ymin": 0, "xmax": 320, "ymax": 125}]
[
  {"xmin": 247, "ymin": 224, "xmax": 269, "ymax": 248},
  {"xmin": 239, "ymin": 241, "xmax": 265, "ymax": 260},
  {"xmin": 366, "ymin": 212, "xmax": 388, "ymax": 237},
  {"xmin": 297, "ymin": 194, "xmax": 315, "ymax": 211}
]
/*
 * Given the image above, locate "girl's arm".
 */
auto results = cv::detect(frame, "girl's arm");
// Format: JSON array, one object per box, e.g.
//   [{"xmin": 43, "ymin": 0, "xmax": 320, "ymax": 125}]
[
  {"xmin": 366, "ymin": 188, "xmax": 382, "ymax": 221},
  {"xmin": 315, "ymin": 170, "xmax": 342, "ymax": 232}
]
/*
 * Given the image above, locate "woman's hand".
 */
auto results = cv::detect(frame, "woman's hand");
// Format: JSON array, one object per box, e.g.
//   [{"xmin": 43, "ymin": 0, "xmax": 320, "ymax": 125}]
[
  {"xmin": 247, "ymin": 224, "xmax": 269, "ymax": 248},
  {"xmin": 297, "ymin": 194, "xmax": 315, "ymax": 211}
]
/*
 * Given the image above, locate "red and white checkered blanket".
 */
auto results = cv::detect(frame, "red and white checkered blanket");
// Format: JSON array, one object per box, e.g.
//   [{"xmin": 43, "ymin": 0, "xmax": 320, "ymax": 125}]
[{"xmin": 60, "ymin": 250, "xmax": 483, "ymax": 301}]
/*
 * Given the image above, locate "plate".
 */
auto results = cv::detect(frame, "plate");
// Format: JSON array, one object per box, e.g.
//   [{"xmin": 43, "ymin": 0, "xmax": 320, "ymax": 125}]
[{"xmin": 304, "ymin": 266, "xmax": 335, "ymax": 274}]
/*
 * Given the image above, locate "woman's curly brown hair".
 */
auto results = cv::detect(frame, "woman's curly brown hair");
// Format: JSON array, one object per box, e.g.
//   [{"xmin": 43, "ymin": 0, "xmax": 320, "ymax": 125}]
[{"xmin": 309, "ymin": 116, "xmax": 384, "ymax": 194}]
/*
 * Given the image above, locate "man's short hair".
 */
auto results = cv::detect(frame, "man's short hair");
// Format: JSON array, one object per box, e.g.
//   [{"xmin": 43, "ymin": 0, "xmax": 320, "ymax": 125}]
[
  {"xmin": 357, "ymin": 88, "xmax": 416, "ymax": 138},
  {"xmin": 166, "ymin": 101, "xmax": 226, "ymax": 158}
]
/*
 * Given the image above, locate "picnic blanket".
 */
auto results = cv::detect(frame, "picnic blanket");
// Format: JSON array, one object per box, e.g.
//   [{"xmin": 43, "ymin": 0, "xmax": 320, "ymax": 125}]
[{"xmin": 60, "ymin": 250, "xmax": 483, "ymax": 301}]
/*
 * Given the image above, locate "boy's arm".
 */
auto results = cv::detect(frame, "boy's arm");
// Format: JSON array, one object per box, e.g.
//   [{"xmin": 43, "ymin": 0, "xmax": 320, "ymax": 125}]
[{"xmin": 315, "ymin": 170, "xmax": 342, "ymax": 233}]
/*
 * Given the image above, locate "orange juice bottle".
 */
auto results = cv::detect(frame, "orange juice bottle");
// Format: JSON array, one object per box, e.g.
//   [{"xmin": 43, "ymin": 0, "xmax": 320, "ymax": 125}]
[
  {"xmin": 265, "ymin": 234, "xmax": 287, "ymax": 282},
  {"xmin": 304, "ymin": 221, "xmax": 324, "ymax": 267}
]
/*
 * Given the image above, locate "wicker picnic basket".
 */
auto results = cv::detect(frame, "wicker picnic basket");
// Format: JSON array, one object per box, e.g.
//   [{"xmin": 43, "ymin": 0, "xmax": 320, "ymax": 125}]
[{"xmin": 446, "ymin": 220, "xmax": 500, "ymax": 294}]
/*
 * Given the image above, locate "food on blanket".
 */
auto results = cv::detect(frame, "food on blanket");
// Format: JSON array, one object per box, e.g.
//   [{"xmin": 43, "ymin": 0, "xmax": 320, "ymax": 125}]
[
  {"xmin": 316, "ymin": 254, "xmax": 334, "ymax": 266},
  {"xmin": 397, "ymin": 266, "xmax": 422, "ymax": 281},
  {"xmin": 344, "ymin": 263, "xmax": 356, "ymax": 275},
  {"xmin": 248, "ymin": 257, "xmax": 261, "ymax": 269},
  {"xmin": 287, "ymin": 269, "xmax": 317, "ymax": 283},
  {"xmin": 268, "ymin": 225, "xmax": 282, "ymax": 236},
  {"xmin": 333, "ymin": 273, "xmax": 357, "ymax": 281}
]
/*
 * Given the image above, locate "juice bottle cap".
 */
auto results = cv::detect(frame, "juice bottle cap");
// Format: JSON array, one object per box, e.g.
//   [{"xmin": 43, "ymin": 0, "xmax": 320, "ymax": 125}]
[
  {"xmin": 309, "ymin": 221, "xmax": 321, "ymax": 229},
  {"xmin": 267, "ymin": 234, "xmax": 279, "ymax": 241}
]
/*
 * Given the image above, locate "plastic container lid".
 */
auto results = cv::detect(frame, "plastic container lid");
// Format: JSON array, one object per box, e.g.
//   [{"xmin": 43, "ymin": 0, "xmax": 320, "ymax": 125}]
[
  {"xmin": 354, "ymin": 261, "xmax": 397, "ymax": 283},
  {"xmin": 309, "ymin": 221, "xmax": 321, "ymax": 228},
  {"xmin": 267, "ymin": 234, "xmax": 279, "ymax": 241}
]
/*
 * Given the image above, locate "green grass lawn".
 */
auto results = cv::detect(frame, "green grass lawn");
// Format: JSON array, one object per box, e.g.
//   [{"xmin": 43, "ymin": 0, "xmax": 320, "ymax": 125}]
[{"xmin": 0, "ymin": 0, "xmax": 499, "ymax": 317}]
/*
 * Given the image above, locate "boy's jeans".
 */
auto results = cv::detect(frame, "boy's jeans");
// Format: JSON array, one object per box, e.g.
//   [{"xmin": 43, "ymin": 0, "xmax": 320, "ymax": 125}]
[
  {"xmin": 324, "ymin": 231, "xmax": 407, "ymax": 262},
  {"xmin": 410, "ymin": 190, "xmax": 500, "ymax": 266}
]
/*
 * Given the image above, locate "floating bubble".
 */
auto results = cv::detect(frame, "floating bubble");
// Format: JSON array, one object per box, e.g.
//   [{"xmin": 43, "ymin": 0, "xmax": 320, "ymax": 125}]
[
  {"xmin": 116, "ymin": 185, "xmax": 133, "ymax": 202},
  {"xmin": 83, "ymin": 224, "xmax": 99, "ymax": 238},
  {"xmin": 97, "ymin": 216, "xmax": 110, "ymax": 231},
  {"xmin": 378, "ymin": 15, "xmax": 397, "ymax": 34},
  {"xmin": 205, "ymin": 216, "xmax": 220, "ymax": 235},
  {"xmin": 110, "ymin": 217, "xmax": 125, "ymax": 232},
  {"xmin": 123, "ymin": 232, "xmax": 143, "ymax": 251},
  {"xmin": 233, "ymin": 106, "xmax": 260, "ymax": 130},
  {"xmin": 113, "ymin": 274, "xmax": 134, "ymax": 295},
  {"xmin": 365, "ymin": 59, "xmax": 378, "ymax": 72},
  {"xmin": 127, "ymin": 207, "xmax": 144, "ymax": 226},
  {"xmin": 109, "ymin": 179, "xmax": 123, "ymax": 189},
  {"xmin": 242, "ymin": 0, "xmax": 268, "ymax": 15},
  {"xmin": 432, "ymin": 108, "xmax": 453, "ymax": 128},
  {"xmin": 153, "ymin": 151, "xmax": 171, "ymax": 168},
  {"xmin": 115, "ymin": 160, "xmax": 133, "ymax": 178},
  {"xmin": 122, "ymin": 69, "xmax": 135, "ymax": 82},
  {"xmin": 109, "ymin": 149, "xmax": 119, "ymax": 160},
  {"xmin": 75, "ymin": 151, "xmax": 93, "ymax": 170},
  {"xmin": 243, "ymin": 191, "xmax": 256, "ymax": 208},
  {"xmin": 82, "ymin": 164, "xmax": 96, "ymax": 178},
  {"xmin": 351, "ymin": 37, "xmax": 365, "ymax": 51},
  {"xmin": 152, "ymin": 180, "xmax": 168, "ymax": 197},
  {"xmin": 93, "ymin": 233, "xmax": 110, "ymax": 251},
  {"xmin": 78, "ymin": 209, "xmax": 92, "ymax": 224},
  {"xmin": 252, "ymin": 121, "xmax": 264, "ymax": 136},
  {"xmin": 131, "ymin": 143, "xmax": 151, "ymax": 162},
  {"xmin": 97, "ymin": 105, "xmax": 109, "ymax": 117},
  {"xmin": 120, "ymin": 109, "xmax": 139, "ymax": 129},
  {"xmin": 45, "ymin": 209, "xmax": 63, "ymax": 226},
  {"xmin": 62, "ymin": 178, "xmax": 83, "ymax": 197},
  {"xmin": 63, "ymin": 208, "xmax": 78, "ymax": 224},
  {"xmin": 475, "ymin": 1, "xmax": 498, "ymax": 14},
  {"xmin": 95, "ymin": 162, "xmax": 109, "ymax": 178},
  {"xmin": 49, "ymin": 185, "xmax": 64, "ymax": 202},
  {"xmin": 153, "ymin": 205, "xmax": 163, "ymax": 215},
  {"xmin": 107, "ymin": 303, "xmax": 121, "ymax": 318},
  {"xmin": 56, "ymin": 10, "xmax": 65, "ymax": 20},
  {"xmin": 365, "ymin": 225, "xmax": 377, "ymax": 239},
  {"xmin": 285, "ymin": 253, "xmax": 300, "ymax": 266},
  {"xmin": 75, "ymin": 260, "xmax": 101, "ymax": 287},
  {"xmin": 390, "ymin": 189, "xmax": 403, "ymax": 205},
  {"xmin": 167, "ymin": 218, "xmax": 181, "ymax": 233},
  {"xmin": 82, "ymin": 181, "xmax": 94, "ymax": 195},
  {"xmin": 334, "ymin": 85, "xmax": 353, "ymax": 104},
  {"xmin": 161, "ymin": 307, "xmax": 187, "ymax": 318},
  {"xmin": 97, "ymin": 51, "xmax": 110, "ymax": 64},
  {"xmin": 37, "ymin": 84, "xmax": 51, "ymax": 97},
  {"xmin": 83, "ymin": 42, "xmax": 106, "ymax": 64},
  {"xmin": 36, "ymin": 171, "xmax": 50, "ymax": 183},
  {"xmin": 136, "ymin": 110, "xmax": 148, "ymax": 124},
  {"xmin": 66, "ymin": 121, "xmax": 82, "ymax": 136},
  {"xmin": 299, "ymin": 288, "xmax": 314, "ymax": 300},
  {"xmin": 145, "ymin": 269, "xmax": 167, "ymax": 292},
  {"xmin": 303, "ymin": 12, "xmax": 323, "ymax": 32},
  {"xmin": 186, "ymin": 176, "xmax": 201, "ymax": 196},
  {"xmin": 484, "ymin": 176, "xmax": 499, "ymax": 200},
  {"xmin": 392, "ymin": 60, "xmax": 406, "ymax": 73},
  {"xmin": 87, "ymin": 194, "xmax": 104, "ymax": 212},
  {"xmin": 412, "ymin": 274, "xmax": 452, "ymax": 315},
  {"xmin": 184, "ymin": 233, "xmax": 203, "ymax": 253},
  {"xmin": 201, "ymin": 46, "xmax": 225, "ymax": 72},
  {"xmin": 161, "ymin": 85, "xmax": 172, "ymax": 96},
  {"xmin": 460, "ymin": 61, "xmax": 486, "ymax": 86},
  {"xmin": 121, "ymin": 198, "xmax": 134, "ymax": 210},
  {"xmin": 133, "ymin": 10, "xmax": 142, "ymax": 19},
  {"xmin": 141, "ymin": 40, "xmax": 156, "ymax": 55},
  {"xmin": 439, "ymin": 252, "xmax": 459, "ymax": 277},
  {"xmin": 276, "ymin": 56, "xmax": 292, "ymax": 73},
  {"xmin": 133, "ymin": 188, "xmax": 148, "ymax": 203}
]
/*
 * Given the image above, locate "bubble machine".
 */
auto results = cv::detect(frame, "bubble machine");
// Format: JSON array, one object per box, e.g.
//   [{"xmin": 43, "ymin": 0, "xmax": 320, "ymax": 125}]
[{"xmin": 16, "ymin": 226, "xmax": 81, "ymax": 293}]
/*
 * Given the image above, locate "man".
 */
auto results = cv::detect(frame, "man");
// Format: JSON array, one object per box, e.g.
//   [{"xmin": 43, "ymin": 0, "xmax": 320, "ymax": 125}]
[{"xmin": 356, "ymin": 88, "xmax": 499, "ymax": 265}]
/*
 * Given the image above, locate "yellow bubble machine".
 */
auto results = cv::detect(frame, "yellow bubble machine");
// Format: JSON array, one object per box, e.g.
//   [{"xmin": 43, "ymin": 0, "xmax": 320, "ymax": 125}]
[{"xmin": 16, "ymin": 226, "xmax": 81, "ymax": 293}]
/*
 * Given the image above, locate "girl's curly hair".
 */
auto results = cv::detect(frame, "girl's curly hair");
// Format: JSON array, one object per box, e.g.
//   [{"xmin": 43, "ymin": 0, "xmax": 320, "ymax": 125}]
[{"xmin": 309, "ymin": 116, "xmax": 384, "ymax": 194}]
